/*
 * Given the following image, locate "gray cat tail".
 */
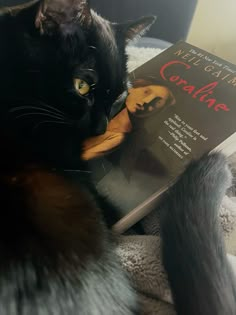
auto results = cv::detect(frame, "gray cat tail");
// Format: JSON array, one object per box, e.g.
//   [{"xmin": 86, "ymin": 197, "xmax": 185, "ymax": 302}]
[{"xmin": 160, "ymin": 153, "xmax": 236, "ymax": 315}]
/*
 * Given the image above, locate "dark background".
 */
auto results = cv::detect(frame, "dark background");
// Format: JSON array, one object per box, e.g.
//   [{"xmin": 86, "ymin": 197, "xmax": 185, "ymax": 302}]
[{"xmin": 0, "ymin": 0, "xmax": 197, "ymax": 43}]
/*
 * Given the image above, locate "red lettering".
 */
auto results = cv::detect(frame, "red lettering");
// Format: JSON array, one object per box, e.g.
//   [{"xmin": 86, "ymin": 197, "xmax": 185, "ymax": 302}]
[
  {"xmin": 192, "ymin": 82, "xmax": 218, "ymax": 98},
  {"xmin": 159, "ymin": 60, "xmax": 230, "ymax": 112},
  {"xmin": 176, "ymin": 79, "xmax": 188, "ymax": 86},
  {"xmin": 170, "ymin": 75, "xmax": 180, "ymax": 82},
  {"xmin": 205, "ymin": 98, "xmax": 216, "ymax": 108},
  {"xmin": 160, "ymin": 60, "xmax": 191, "ymax": 81},
  {"xmin": 183, "ymin": 85, "xmax": 195, "ymax": 94},
  {"xmin": 214, "ymin": 104, "xmax": 230, "ymax": 112},
  {"xmin": 199, "ymin": 91, "xmax": 213, "ymax": 101}
]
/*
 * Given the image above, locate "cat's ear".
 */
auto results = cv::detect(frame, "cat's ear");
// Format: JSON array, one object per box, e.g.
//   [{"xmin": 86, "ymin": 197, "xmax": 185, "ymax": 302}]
[
  {"xmin": 122, "ymin": 16, "xmax": 157, "ymax": 43},
  {"xmin": 35, "ymin": 0, "xmax": 92, "ymax": 35}
]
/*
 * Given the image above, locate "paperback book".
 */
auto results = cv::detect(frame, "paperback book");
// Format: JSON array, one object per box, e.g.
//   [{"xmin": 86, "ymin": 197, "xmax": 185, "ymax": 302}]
[{"xmin": 81, "ymin": 41, "xmax": 236, "ymax": 233}]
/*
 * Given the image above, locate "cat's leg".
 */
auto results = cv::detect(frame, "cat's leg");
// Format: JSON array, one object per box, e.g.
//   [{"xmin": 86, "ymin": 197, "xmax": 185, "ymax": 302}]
[{"xmin": 159, "ymin": 153, "xmax": 236, "ymax": 315}]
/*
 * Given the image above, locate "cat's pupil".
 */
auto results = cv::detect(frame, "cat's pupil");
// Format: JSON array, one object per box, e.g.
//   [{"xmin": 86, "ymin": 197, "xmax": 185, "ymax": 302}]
[{"xmin": 79, "ymin": 81, "xmax": 85, "ymax": 88}]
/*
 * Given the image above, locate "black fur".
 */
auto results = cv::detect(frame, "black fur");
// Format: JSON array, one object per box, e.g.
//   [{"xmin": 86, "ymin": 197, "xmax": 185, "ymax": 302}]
[
  {"xmin": 160, "ymin": 153, "xmax": 236, "ymax": 314},
  {"xmin": 0, "ymin": 1, "xmax": 235, "ymax": 314},
  {"xmin": 0, "ymin": 0, "xmax": 155, "ymax": 169},
  {"xmin": 0, "ymin": 1, "xmax": 156, "ymax": 313}
]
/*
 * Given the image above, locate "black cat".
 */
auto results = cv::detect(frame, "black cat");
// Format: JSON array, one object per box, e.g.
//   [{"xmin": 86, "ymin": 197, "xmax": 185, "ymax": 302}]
[
  {"xmin": 0, "ymin": 0, "xmax": 155, "ymax": 169},
  {"xmin": 0, "ymin": 1, "xmax": 155, "ymax": 314},
  {"xmin": 0, "ymin": 1, "xmax": 235, "ymax": 314}
]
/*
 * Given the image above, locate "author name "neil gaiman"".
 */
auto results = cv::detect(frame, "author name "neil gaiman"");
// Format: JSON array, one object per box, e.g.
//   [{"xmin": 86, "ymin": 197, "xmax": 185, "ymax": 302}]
[{"xmin": 174, "ymin": 49, "xmax": 236, "ymax": 86}]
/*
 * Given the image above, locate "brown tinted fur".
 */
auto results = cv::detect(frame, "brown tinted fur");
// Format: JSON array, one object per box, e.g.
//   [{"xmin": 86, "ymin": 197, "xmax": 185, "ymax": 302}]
[{"xmin": 3, "ymin": 166, "xmax": 104, "ymax": 256}]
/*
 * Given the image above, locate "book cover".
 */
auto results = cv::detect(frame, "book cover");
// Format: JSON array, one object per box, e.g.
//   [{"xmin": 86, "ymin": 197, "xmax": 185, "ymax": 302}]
[{"xmin": 82, "ymin": 41, "xmax": 236, "ymax": 233}]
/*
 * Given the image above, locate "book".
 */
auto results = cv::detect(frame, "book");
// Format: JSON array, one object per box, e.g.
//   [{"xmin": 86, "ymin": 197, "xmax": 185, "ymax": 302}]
[{"xmin": 81, "ymin": 41, "xmax": 236, "ymax": 233}]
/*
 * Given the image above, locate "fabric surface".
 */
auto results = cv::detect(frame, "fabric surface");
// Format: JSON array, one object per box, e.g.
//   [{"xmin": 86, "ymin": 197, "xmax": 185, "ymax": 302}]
[{"xmin": 114, "ymin": 46, "xmax": 236, "ymax": 314}]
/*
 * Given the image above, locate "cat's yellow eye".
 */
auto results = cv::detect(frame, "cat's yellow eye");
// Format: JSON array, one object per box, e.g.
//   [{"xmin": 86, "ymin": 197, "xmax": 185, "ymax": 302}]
[{"xmin": 74, "ymin": 78, "xmax": 90, "ymax": 95}]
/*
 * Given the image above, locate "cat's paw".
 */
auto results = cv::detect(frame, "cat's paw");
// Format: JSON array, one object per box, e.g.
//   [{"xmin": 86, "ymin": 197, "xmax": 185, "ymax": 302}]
[
  {"xmin": 160, "ymin": 153, "xmax": 232, "ymax": 228},
  {"xmin": 189, "ymin": 152, "xmax": 232, "ymax": 193}
]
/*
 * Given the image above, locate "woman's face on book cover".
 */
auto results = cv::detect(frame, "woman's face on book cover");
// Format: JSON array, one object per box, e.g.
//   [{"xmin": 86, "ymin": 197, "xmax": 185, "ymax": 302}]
[{"xmin": 126, "ymin": 84, "xmax": 175, "ymax": 117}]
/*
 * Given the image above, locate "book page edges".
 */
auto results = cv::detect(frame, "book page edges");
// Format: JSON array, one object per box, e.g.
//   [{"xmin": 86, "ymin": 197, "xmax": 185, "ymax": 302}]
[{"xmin": 112, "ymin": 182, "xmax": 173, "ymax": 234}]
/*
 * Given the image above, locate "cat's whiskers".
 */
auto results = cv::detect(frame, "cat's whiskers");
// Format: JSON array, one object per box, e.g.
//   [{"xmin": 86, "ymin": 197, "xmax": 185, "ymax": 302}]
[
  {"xmin": 32, "ymin": 120, "xmax": 72, "ymax": 133},
  {"xmin": 11, "ymin": 98, "xmax": 66, "ymax": 116},
  {"xmin": 88, "ymin": 45, "xmax": 97, "ymax": 51},
  {"xmin": 13, "ymin": 112, "xmax": 66, "ymax": 122},
  {"xmin": 38, "ymin": 102, "xmax": 64, "ymax": 115},
  {"xmin": 9, "ymin": 106, "xmax": 65, "ymax": 120},
  {"xmin": 80, "ymin": 68, "xmax": 96, "ymax": 73},
  {"xmin": 33, "ymin": 101, "xmax": 65, "ymax": 116}
]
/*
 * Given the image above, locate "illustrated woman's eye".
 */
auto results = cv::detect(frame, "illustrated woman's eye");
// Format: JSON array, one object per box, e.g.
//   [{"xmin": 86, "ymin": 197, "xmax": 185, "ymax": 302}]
[{"xmin": 74, "ymin": 78, "xmax": 90, "ymax": 95}]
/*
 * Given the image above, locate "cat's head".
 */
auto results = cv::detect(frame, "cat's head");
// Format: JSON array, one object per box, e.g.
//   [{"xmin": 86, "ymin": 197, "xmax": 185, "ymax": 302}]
[{"xmin": 1, "ymin": 0, "xmax": 156, "ymax": 168}]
